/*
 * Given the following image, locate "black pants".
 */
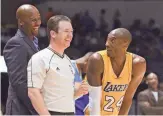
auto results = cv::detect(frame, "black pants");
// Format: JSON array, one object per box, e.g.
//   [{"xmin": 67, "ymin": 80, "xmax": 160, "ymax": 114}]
[{"xmin": 49, "ymin": 111, "xmax": 74, "ymax": 115}]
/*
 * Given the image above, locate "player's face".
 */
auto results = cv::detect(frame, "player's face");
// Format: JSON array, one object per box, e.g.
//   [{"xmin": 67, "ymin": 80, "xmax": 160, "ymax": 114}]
[
  {"xmin": 105, "ymin": 34, "xmax": 122, "ymax": 58},
  {"xmin": 146, "ymin": 75, "xmax": 158, "ymax": 89},
  {"xmin": 56, "ymin": 21, "xmax": 73, "ymax": 49},
  {"xmin": 22, "ymin": 9, "xmax": 41, "ymax": 36}
]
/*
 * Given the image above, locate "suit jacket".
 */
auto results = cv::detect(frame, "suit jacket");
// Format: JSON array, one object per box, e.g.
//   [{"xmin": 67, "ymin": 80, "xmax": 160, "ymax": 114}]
[
  {"xmin": 3, "ymin": 29, "xmax": 39, "ymax": 115},
  {"xmin": 137, "ymin": 89, "xmax": 163, "ymax": 115}
]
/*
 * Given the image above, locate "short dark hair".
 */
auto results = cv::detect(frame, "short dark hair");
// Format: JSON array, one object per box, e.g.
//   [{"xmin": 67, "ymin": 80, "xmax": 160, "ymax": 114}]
[{"xmin": 47, "ymin": 15, "xmax": 71, "ymax": 38}]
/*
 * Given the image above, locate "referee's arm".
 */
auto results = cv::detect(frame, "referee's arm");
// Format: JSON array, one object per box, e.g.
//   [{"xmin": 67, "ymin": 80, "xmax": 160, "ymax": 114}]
[{"xmin": 27, "ymin": 55, "xmax": 50, "ymax": 115}]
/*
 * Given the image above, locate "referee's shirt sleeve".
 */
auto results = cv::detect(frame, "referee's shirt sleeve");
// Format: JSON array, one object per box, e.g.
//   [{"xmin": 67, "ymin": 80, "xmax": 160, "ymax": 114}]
[{"xmin": 27, "ymin": 54, "xmax": 46, "ymax": 89}]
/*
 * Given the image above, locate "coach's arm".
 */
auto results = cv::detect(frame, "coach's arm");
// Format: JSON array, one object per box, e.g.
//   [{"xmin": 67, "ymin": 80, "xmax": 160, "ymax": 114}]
[
  {"xmin": 3, "ymin": 40, "xmax": 37, "ymax": 114},
  {"xmin": 118, "ymin": 54, "xmax": 146, "ymax": 115}
]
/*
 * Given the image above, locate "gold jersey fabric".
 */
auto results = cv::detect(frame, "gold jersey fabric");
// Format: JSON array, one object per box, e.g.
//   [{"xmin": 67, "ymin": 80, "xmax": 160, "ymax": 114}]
[{"xmin": 98, "ymin": 50, "xmax": 132, "ymax": 115}]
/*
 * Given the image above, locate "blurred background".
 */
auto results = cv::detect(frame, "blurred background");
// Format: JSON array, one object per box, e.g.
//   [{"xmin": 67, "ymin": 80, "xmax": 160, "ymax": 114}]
[{"xmin": 1, "ymin": 0, "xmax": 163, "ymax": 115}]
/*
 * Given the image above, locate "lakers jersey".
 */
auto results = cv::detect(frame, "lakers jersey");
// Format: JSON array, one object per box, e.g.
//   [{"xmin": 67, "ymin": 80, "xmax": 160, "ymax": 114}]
[{"xmin": 98, "ymin": 50, "xmax": 132, "ymax": 115}]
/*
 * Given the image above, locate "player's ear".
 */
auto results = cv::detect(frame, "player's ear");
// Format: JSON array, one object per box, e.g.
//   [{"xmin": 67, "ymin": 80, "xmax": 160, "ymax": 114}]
[
  {"xmin": 111, "ymin": 37, "xmax": 116, "ymax": 43},
  {"xmin": 123, "ymin": 40, "xmax": 130, "ymax": 49}
]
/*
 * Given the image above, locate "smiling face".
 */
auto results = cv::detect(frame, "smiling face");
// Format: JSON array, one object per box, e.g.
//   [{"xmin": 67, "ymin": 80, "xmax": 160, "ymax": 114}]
[
  {"xmin": 47, "ymin": 15, "xmax": 73, "ymax": 50},
  {"xmin": 55, "ymin": 21, "xmax": 73, "ymax": 49},
  {"xmin": 22, "ymin": 9, "xmax": 41, "ymax": 36},
  {"xmin": 17, "ymin": 5, "xmax": 41, "ymax": 37}
]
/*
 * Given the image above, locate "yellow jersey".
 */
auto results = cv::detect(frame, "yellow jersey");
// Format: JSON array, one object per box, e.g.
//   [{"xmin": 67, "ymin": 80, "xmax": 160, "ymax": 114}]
[{"xmin": 98, "ymin": 50, "xmax": 132, "ymax": 115}]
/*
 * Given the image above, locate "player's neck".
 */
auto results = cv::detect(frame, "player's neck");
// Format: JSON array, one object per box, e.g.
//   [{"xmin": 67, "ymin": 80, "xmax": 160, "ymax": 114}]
[
  {"xmin": 49, "ymin": 43, "xmax": 64, "ymax": 56},
  {"xmin": 110, "ymin": 53, "xmax": 126, "ymax": 66}
]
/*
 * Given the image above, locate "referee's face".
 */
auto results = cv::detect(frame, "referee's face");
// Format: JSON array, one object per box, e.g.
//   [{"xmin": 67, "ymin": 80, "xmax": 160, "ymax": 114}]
[{"xmin": 56, "ymin": 21, "xmax": 73, "ymax": 49}]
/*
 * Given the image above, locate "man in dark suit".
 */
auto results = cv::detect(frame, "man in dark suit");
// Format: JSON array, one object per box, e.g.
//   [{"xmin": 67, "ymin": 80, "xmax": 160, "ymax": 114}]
[
  {"xmin": 137, "ymin": 72, "xmax": 163, "ymax": 115},
  {"xmin": 3, "ymin": 4, "xmax": 41, "ymax": 115}
]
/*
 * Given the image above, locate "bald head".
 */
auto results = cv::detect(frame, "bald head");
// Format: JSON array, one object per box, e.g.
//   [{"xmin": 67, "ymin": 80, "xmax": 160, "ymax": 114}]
[
  {"xmin": 147, "ymin": 72, "xmax": 158, "ymax": 79},
  {"xmin": 16, "ymin": 4, "xmax": 39, "ymax": 20},
  {"xmin": 106, "ymin": 28, "xmax": 132, "ymax": 57},
  {"xmin": 16, "ymin": 4, "xmax": 41, "ymax": 37},
  {"xmin": 110, "ymin": 28, "xmax": 132, "ymax": 44},
  {"xmin": 146, "ymin": 72, "xmax": 158, "ymax": 90}
]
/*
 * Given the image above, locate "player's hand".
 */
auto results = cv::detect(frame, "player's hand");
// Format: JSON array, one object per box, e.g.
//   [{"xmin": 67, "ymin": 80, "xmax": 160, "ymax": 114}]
[{"xmin": 75, "ymin": 81, "xmax": 89, "ymax": 97}]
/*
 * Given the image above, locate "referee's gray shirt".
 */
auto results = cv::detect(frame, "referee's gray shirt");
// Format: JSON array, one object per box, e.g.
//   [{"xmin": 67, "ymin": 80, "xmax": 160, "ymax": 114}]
[{"xmin": 27, "ymin": 48, "xmax": 75, "ymax": 112}]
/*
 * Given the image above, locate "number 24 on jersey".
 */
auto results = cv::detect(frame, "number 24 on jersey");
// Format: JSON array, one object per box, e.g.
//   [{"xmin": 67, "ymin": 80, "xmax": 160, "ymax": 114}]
[{"xmin": 103, "ymin": 96, "xmax": 124, "ymax": 112}]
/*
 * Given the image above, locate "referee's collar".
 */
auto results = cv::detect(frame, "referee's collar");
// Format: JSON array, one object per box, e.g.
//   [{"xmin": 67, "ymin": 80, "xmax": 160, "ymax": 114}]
[{"xmin": 47, "ymin": 47, "xmax": 64, "ymax": 58}]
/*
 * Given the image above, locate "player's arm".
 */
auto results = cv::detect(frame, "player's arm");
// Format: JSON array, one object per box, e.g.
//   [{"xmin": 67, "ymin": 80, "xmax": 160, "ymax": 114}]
[
  {"xmin": 86, "ymin": 53, "xmax": 104, "ymax": 115},
  {"xmin": 119, "ymin": 54, "xmax": 146, "ymax": 115},
  {"xmin": 27, "ymin": 55, "xmax": 51, "ymax": 115},
  {"xmin": 138, "ymin": 92, "xmax": 163, "ymax": 115},
  {"xmin": 71, "ymin": 60, "xmax": 88, "ymax": 99},
  {"xmin": 71, "ymin": 60, "xmax": 82, "ymax": 91}
]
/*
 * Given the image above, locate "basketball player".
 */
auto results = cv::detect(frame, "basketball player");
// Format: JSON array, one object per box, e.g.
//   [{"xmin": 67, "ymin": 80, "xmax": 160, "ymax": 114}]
[
  {"xmin": 27, "ymin": 15, "xmax": 76, "ymax": 115},
  {"xmin": 87, "ymin": 28, "xmax": 146, "ymax": 115}
]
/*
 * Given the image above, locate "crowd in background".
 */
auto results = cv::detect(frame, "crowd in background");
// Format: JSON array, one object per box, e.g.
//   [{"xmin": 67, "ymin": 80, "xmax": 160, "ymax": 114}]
[{"xmin": 2, "ymin": 8, "xmax": 163, "ymax": 79}]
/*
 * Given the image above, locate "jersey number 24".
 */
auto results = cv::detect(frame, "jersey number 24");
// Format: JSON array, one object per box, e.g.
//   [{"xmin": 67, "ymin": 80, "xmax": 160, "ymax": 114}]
[{"xmin": 104, "ymin": 95, "xmax": 124, "ymax": 112}]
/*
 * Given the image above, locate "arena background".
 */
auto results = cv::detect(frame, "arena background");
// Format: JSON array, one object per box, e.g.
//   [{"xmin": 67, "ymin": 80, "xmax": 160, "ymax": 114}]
[{"xmin": 1, "ymin": 0, "xmax": 163, "ymax": 115}]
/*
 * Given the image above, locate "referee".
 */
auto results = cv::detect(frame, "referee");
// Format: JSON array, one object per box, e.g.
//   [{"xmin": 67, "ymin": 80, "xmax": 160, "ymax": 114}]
[{"xmin": 27, "ymin": 15, "xmax": 75, "ymax": 115}]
